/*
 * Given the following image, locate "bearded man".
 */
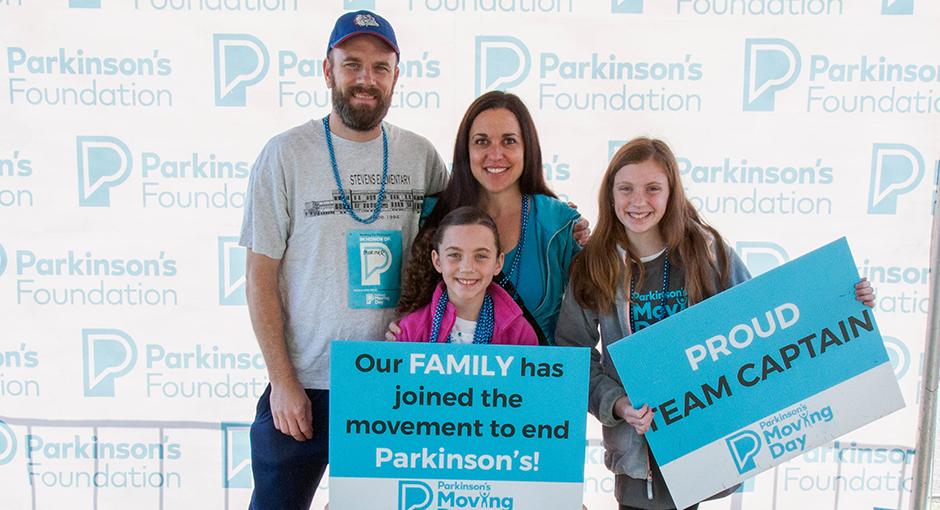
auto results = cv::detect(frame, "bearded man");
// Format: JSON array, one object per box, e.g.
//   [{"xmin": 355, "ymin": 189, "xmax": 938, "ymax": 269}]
[{"xmin": 238, "ymin": 10, "xmax": 447, "ymax": 509}]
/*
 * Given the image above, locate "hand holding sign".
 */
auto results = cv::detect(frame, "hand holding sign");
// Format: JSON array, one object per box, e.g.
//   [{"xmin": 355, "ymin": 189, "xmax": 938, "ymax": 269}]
[
  {"xmin": 608, "ymin": 238, "xmax": 904, "ymax": 510},
  {"xmin": 614, "ymin": 396, "xmax": 654, "ymax": 435}
]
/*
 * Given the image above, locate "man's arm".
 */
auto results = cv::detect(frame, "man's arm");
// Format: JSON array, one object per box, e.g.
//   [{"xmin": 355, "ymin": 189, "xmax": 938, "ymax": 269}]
[{"xmin": 246, "ymin": 249, "xmax": 313, "ymax": 442}]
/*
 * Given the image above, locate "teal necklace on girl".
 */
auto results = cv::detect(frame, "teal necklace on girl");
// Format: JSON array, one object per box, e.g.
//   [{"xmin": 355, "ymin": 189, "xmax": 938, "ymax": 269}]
[
  {"xmin": 498, "ymin": 194, "xmax": 530, "ymax": 296},
  {"xmin": 322, "ymin": 115, "xmax": 389, "ymax": 224},
  {"xmin": 628, "ymin": 250, "xmax": 671, "ymax": 334},
  {"xmin": 428, "ymin": 289, "xmax": 495, "ymax": 344}
]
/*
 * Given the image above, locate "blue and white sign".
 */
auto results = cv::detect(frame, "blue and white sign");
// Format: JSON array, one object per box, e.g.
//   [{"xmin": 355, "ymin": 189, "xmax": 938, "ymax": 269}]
[
  {"xmin": 329, "ymin": 341, "xmax": 589, "ymax": 509},
  {"xmin": 346, "ymin": 230, "xmax": 403, "ymax": 309},
  {"xmin": 609, "ymin": 238, "xmax": 904, "ymax": 510}
]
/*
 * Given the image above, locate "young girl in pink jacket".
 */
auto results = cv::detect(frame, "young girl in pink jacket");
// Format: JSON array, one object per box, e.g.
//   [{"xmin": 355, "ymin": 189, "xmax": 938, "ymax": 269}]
[{"xmin": 396, "ymin": 206, "xmax": 539, "ymax": 345}]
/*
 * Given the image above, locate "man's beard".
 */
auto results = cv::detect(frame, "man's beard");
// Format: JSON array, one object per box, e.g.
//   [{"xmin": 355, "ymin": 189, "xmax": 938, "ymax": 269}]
[{"xmin": 331, "ymin": 82, "xmax": 391, "ymax": 131}]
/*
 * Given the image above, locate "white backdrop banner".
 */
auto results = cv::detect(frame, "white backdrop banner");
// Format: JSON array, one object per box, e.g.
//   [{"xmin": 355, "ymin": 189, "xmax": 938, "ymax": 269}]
[{"xmin": 1, "ymin": 1, "xmax": 938, "ymax": 509}]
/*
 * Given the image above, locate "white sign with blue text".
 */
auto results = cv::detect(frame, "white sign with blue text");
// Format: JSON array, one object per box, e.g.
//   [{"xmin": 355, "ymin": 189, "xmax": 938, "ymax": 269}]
[
  {"xmin": 609, "ymin": 238, "xmax": 904, "ymax": 510},
  {"xmin": 329, "ymin": 341, "xmax": 589, "ymax": 509}
]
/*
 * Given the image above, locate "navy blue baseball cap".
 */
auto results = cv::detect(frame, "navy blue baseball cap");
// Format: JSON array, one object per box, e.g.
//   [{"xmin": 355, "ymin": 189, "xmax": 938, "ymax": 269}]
[{"xmin": 327, "ymin": 10, "xmax": 399, "ymax": 57}]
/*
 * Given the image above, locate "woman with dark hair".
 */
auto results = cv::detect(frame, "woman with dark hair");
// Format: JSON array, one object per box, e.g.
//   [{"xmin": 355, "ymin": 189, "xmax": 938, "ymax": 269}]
[{"xmin": 396, "ymin": 91, "xmax": 584, "ymax": 343}]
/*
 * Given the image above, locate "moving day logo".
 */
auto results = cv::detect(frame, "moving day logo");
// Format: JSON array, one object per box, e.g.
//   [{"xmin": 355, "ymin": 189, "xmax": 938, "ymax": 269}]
[
  {"xmin": 475, "ymin": 36, "xmax": 530, "ymax": 96},
  {"xmin": 735, "ymin": 241, "xmax": 790, "ymax": 276},
  {"xmin": 726, "ymin": 429, "xmax": 762, "ymax": 475},
  {"xmin": 214, "ymin": 34, "xmax": 269, "ymax": 107},
  {"xmin": 742, "ymin": 38, "xmax": 800, "ymax": 111},
  {"xmin": 868, "ymin": 143, "xmax": 925, "ymax": 214},
  {"xmin": 0, "ymin": 420, "xmax": 16, "ymax": 465},
  {"xmin": 399, "ymin": 480, "xmax": 433, "ymax": 510},
  {"xmin": 82, "ymin": 328, "xmax": 137, "ymax": 397},
  {"xmin": 77, "ymin": 136, "xmax": 132, "ymax": 207},
  {"xmin": 218, "ymin": 237, "xmax": 247, "ymax": 305},
  {"xmin": 222, "ymin": 423, "xmax": 253, "ymax": 489}
]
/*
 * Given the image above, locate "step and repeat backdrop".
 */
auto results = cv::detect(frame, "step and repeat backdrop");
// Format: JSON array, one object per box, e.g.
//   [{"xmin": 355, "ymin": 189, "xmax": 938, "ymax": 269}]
[{"xmin": 1, "ymin": 1, "xmax": 938, "ymax": 509}]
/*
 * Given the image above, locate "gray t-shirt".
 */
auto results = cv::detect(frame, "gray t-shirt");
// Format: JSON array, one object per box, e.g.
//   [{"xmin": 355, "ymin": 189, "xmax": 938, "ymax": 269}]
[{"xmin": 239, "ymin": 118, "xmax": 447, "ymax": 389}]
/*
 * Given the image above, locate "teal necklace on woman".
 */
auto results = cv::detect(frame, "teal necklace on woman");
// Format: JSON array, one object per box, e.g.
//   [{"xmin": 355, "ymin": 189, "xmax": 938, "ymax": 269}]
[{"xmin": 498, "ymin": 194, "xmax": 530, "ymax": 296}]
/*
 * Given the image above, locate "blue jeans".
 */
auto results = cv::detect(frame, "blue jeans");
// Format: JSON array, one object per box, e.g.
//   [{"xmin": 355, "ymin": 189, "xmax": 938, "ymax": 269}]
[{"xmin": 249, "ymin": 385, "xmax": 329, "ymax": 510}]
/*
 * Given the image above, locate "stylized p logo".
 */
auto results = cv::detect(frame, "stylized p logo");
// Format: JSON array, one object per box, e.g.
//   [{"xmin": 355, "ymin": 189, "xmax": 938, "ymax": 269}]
[
  {"xmin": 868, "ymin": 143, "xmax": 925, "ymax": 214},
  {"xmin": 344, "ymin": 0, "xmax": 376, "ymax": 8},
  {"xmin": 475, "ymin": 36, "xmax": 530, "ymax": 96},
  {"xmin": 218, "ymin": 237, "xmax": 247, "ymax": 305},
  {"xmin": 611, "ymin": 0, "xmax": 643, "ymax": 13},
  {"xmin": 213, "ymin": 34, "xmax": 269, "ymax": 107},
  {"xmin": 360, "ymin": 241, "xmax": 392, "ymax": 286},
  {"xmin": 398, "ymin": 480, "xmax": 433, "ymax": 510},
  {"xmin": 608, "ymin": 140, "xmax": 628, "ymax": 161},
  {"xmin": 883, "ymin": 336, "xmax": 910, "ymax": 380},
  {"xmin": 77, "ymin": 136, "xmax": 132, "ymax": 207},
  {"xmin": 735, "ymin": 241, "xmax": 789, "ymax": 277},
  {"xmin": 222, "ymin": 423, "xmax": 253, "ymax": 489},
  {"xmin": 82, "ymin": 328, "xmax": 137, "ymax": 397},
  {"xmin": 726, "ymin": 430, "xmax": 761, "ymax": 474},
  {"xmin": 0, "ymin": 243, "xmax": 7, "ymax": 278},
  {"xmin": 0, "ymin": 420, "xmax": 16, "ymax": 466},
  {"xmin": 743, "ymin": 39, "xmax": 801, "ymax": 111},
  {"xmin": 882, "ymin": 0, "xmax": 914, "ymax": 15}
]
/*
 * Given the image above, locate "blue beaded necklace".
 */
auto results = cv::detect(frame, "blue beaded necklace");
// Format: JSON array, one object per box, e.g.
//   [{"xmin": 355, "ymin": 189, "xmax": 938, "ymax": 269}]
[
  {"xmin": 628, "ymin": 250, "xmax": 670, "ymax": 334},
  {"xmin": 322, "ymin": 115, "xmax": 389, "ymax": 224},
  {"xmin": 428, "ymin": 288, "xmax": 495, "ymax": 344},
  {"xmin": 498, "ymin": 194, "xmax": 530, "ymax": 295}
]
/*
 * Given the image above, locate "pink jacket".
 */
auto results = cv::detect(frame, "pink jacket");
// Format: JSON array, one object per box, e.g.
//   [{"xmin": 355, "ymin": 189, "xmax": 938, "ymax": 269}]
[{"xmin": 397, "ymin": 282, "xmax": 539, "ymax": 345}]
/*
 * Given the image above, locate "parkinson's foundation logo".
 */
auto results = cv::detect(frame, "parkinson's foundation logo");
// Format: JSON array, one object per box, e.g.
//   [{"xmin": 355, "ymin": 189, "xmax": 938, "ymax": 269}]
[
  {"xmin": 344, "ymin": 0, "xmax": 375, "ymax": 9},
  {"xmin": 611, "ymin": 0, "xmax": 643, "ymax": 13},
  {"xmin": 218, "ymin": 237, "xmax": 247, "ymax": 306},
  {"xmin": 360, "ymin": 240, "xmax": 392, "ymax": 287},
  {"xmin": 868, "ymin": 143, "xmax": 925, "ymax": 214},
  {"xmin": 475, "ymin": 36, "xmax": 530, "ymax": 96},
  {"xmin": 76, "ymin": 136, "xmax": 132, "ymax": 207},
  {"xmin": 213, "ymin": 34, "xmax": 270, "ymax": 107},
  {"xmin": 608, "ymin": 140, "xmax": 628, "ymax": 161},
  {"xmin": 399, "ymin": 480, "xmax": 433, "ymax": 510},
  {"xmin": 0, "ymin": 420, "xmax": 16, "ymax": 466},
  {"xmin": 347, "ymin": 231, "xmax": 401, "ymax": 308},
  {"xmin": 736, "ymin": 241, "xmax": 790, "ymax": 276},
  {"xmin": 726, "ymin": 429, "xmax": 762, "ymax": 474},
  {"xmin": 743, "ymin": 38, "xmax": 801, "ymax": 111},
  {"xmin": 82, "ymin": 328, "xmax": 137, "ymax": 397},
  {"xmin": 0, "ymin": 243, "xmax": 7, "ymax": 278},
  {"xmin": 882, "ymin": 0, "xmax": 914, "ymax": 15},
  {"xmin": 222, "ymin": 423, "xmax": 253, "ymax": 489},
  {"xmin": 882, "ymin": 336, "xmax": 911, "ymax": 380}
]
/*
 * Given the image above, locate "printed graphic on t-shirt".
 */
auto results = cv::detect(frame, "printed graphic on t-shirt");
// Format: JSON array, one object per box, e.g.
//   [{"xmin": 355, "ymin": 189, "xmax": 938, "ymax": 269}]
[
  {"xmin": 304, "ymin": 173, "xmax": 425, "ymax": 218},
  {"xmin": 631, "ymin": 287, "xmax": 689, "ymax": 331},
  {"xmin": 346, "ymin": 230, "xmax": 402, "ymax": 309}
]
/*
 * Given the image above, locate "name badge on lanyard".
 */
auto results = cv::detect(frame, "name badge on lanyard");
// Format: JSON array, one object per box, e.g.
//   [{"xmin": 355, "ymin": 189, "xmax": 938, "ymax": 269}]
[{"xmin": 346, "ymin": 230, "xmax": 402, "ymax": 309}]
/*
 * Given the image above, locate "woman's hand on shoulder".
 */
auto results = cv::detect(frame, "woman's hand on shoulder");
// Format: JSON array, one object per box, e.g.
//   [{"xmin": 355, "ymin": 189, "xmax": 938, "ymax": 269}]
[{"xmin": 566, "ymin": 201, "xmax": 592, "ymax": 247}]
